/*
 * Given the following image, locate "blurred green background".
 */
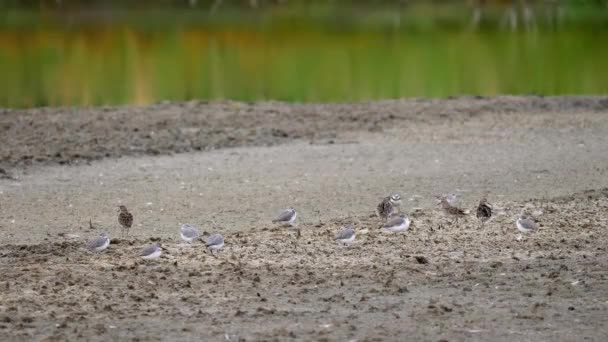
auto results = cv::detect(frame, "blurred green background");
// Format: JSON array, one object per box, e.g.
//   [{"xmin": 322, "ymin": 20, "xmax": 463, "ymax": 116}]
[{"xmin": 1, "ymin": 1, "xmax": 607, "ymax": 108}]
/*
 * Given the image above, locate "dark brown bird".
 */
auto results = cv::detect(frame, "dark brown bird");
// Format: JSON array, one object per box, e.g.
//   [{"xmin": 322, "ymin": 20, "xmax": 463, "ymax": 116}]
[
  {"xmin": 118, "ymin": 205, "xmax": 133, "ymax": 237},
  {"xmin": 438, "ymin": 197, "xmax": 468, "ymax": 223},
  {"xmin": 476, "ymin": 198, "xmax": 493, "ymax": 227},
  {"xmin": 376, "ymin": 197, "xmax": 395, "ymax": 220}
]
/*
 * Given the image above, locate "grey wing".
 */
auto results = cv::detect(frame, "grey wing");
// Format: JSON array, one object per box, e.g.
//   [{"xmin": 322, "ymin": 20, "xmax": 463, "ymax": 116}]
[
  {"xmin": 140, "ymin": 244, "xmax": 158, "ymax": 256},
  {"xmin": 206, "ymin": 234, "xmax": 224, "ymax": 246},
  {"xmin": 336, "ymin": 228, "xmax": 354, "ymax": 240},
  {"xmin": 88, "ymin": 237, "xmax": 106, "ymax": 249},
  {"xmin": 274, "ymin": 209, "xmax": 294, "ymax": 222},
  {"xmin": 383, "ymin": 216, "xmax": 404, "ymax": 228},
  {"xmin": 520, "ymin": 218, "xmax": 538, "ymax": 230},
  {"xmin": 181, "ymin": 225, "xmax": 200, "ymax": 238}
]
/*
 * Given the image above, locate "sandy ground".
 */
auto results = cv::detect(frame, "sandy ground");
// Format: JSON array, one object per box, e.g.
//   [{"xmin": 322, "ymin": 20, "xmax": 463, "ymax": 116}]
[{"xmin": 1, "ymin": 97, "xmax": 608, "ymax": 341}]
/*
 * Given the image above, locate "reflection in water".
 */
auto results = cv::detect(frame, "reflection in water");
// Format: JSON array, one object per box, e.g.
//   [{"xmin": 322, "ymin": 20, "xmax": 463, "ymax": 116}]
[{"xmin": 0, "ymin": 2, "xmax": 607, "ymax": 108}]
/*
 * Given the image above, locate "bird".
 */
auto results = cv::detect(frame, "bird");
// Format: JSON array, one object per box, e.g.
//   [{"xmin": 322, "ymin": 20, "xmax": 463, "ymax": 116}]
[
  {"xmin": 87, "ymin": 233, "xmax": 110, "ymax": 253},
  {"xmin": 335, "ymin": 226, "xmax": 356, "ymax": 246},
  {"xmin": 180, "ymin": 224, "xmax": 200, "ymax": 243},
  {"xmin": 272, "ymin": 208, "xmax": 300, "ymax": 237},
  {"xmin": 118, "ymin": 205, "xmax": 133, "ymax": 237},
  {"xmin": 476, "ymin": 197, "xmax": 493, "ymax": 226},
  {"xmin": 388, "ymin": 193, "xmax": 402, "ymax": 207},
  {"xmin": 139, "ymin": 244, "xmax": 162, "ymax": 260},
  {"xmin": 206, "ymin": 233, "xmax": 225, "ymax": 256},
  {"xmin": 516, "ymin": 215, "xmax": 538, "ymax": 241},
  {"xmin": 382, "ymin": 215, "xmax": 411, "ymax": 234},
  {"xmin": 445, "ymin": 193, "xmax": 458, "ymax": 205},
  {"xmin": 376, "ymin": 193, "xmax": 402, "ymax": 220},
  {"xmin": 272, "ymin": 208, "xmax": 297, "ymax": 226},
  {"xmin": 438, "ymin": 196, "xmax": 468, "ymax": 223},
  {"xmin": 435, "ymin": 193, "xmax": 457, "ymax": 206}
]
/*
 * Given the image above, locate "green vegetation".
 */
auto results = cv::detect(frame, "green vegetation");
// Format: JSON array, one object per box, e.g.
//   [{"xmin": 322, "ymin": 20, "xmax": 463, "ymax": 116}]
[{"xmin": 0, "ymin": 2, "xmax": 607, "ymax": 107}]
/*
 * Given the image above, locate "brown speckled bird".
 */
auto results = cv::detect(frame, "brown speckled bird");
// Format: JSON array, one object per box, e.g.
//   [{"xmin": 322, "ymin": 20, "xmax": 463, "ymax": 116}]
[
  {"xmin": 118, "ymin": 205, "xmax": 133, "ymax": 237},
  {"xmin": 376, "ymin": 197, "xmax": 395, "ymax": 220},
  {"xmin": 438, "ymin": 197, "xmax": 468, "ymax": 223},
  {"xmin": 375, "ymin": 193, "xmax": 401, "ymax": 220},
  {"xmin": 476, "ymin": 198, "xmax": 493, "ymax": 227}
]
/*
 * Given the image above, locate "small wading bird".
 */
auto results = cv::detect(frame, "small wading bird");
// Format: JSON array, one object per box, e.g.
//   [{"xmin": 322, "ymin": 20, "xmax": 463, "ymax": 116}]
[
  {"xmin": 87, "ymin": 233, "xmax": 110, "ymax": 253},
  {"xmin": 118, "ymin": 205, "xmax": 133, "ymax": 237},
  {"xmin": 139, "ymin": 244, "xmax": 162, "ymax": 260},
  {"xmin": 180, "ymin": 224, "xmax": 200, "ymax": 243},
  {"xmin": 272, "ymin": 208, "xmax": 300, "ymax": 238},
  {"xmin": 435, "ymin": 193, "xmax": 458, "ymax": 206},
  {"xmin": 515, "ymin": 214, "xmax": 538, "ymax": 241},
  {"xmin": 476, "ymin": 197, "xmax": 493, "ymax": 227},
  {"xmin": 437, "ymin": 196, "xmax": 468, "ymax": 223},
  {"xmin": 335, "ymin": 226, "xmax": 356, "ymax": 247},
  {"xmin": 206, "ymin": 233, "xmax": 225, "ymax": 256},
  {"xmin": 444, "ymin": 193, "xmax": 458, "ymax": 205},
  {"xmin": 382, "ymin": 215, "xmax": 411, "ymax": 237},
  {"xmin": 376, "ymin": 193, "xmax": 402, "ymax": 220}
]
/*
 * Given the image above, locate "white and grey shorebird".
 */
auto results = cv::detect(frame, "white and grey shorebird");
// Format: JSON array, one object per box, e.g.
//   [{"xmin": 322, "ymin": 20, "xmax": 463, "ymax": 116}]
[
  {"xmin": 140, "ymin": 244, "xmax": 162, "ymax": 260},
  {"xmin": 376, "ymin": 193, "xmax": 402, "ymax": 220},
  {"xmin": 272, "ymin": 208, "xmax": 297, "ymax": 226},
  {"xmin": 180, "ymin": 224, "xmax": 200, "ymax": 243},
  {"xmin": 87, "ymin": 233, "xmax": 110, "ymax": 253},
  {"xmin": 516, "ymin": 215, "xmax": 538, "ymax": 240},
  {"xmin": 206, "ymin": 233, "xmax": 225, "ymax": 256},
  {"xmin": 383, "ymin": 215, "xmax": 411, "ymax": 234},
  {"xmin": 272, "ymin": 208, "xmax": 300, "ymax": 237},
  {"xmin": 335, "ymin": 226, "xmax": 356, "ymax": 246}
]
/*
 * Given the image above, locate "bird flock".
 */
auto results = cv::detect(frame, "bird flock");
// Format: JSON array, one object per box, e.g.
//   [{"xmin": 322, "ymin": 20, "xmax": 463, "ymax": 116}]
[{"xmin": 86, "ymin": 192, "xmax": 539, "ymax": 259}]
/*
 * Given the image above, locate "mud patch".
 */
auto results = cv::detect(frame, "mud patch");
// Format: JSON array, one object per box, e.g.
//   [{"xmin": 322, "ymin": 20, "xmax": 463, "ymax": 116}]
[
  {"xmin": 1, "ymin": 191, "xmax": 607, "ymax": 340},
  {"xmin": 1, "ymin": 96, "xmax": 607, "ymax": 169}
]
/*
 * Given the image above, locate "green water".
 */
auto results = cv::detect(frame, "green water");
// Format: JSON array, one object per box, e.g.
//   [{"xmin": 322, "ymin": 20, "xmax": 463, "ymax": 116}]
[{"xmin": 1, "ymin": 2, "xmax": 607, "ymax": 108}]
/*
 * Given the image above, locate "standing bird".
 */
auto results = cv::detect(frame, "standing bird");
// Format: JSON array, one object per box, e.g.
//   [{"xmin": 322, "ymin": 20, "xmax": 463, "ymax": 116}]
[
  {"xmin": 272, "ymin": 208, "xmax": 300, "ymax": 237},
  {"xmin": 435, "ymin": 193, "xmax": 458, "ymax": 206},
  {"xmin": 476, "ymin": 198, "xmax": 493, "ymax": 227},
  {"xmin": 445, "ymin": 193, "xmax": 458, "ymax": 205},
  {"xmin": 515, "ymin": 214, "xmax": 538, "ymax": 241},
  {"xmin": 382, "ymin": 215, "xmax": 411, "ymax": 234},
  {"xmin": 118, "ymin": 205, "xmax": 134, "ymax": 237},
  {"xmin": 376, "ymin": 193, "xmax": 402, "ymax": 220},
  {"xmin": 438, "ymin": 196, "xmax": 468, "ymax": 223},
  {"xmin": 180, "ymin": 224, "xmax": 200, "ymax": 243},
  {"xmin": 335, "ymin": 226, "xmax": 356, "ymax": 247},
  {"xmin": 87, "ymin": 233, "xmax": 110, "ymax": 253},
  {"xmin": 206, "ymin": 233, "xmax": 225, "ymax": 256},
  {"xmin": 139, "ymin": 243, "xmax": 162, "ymax": 260}
]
